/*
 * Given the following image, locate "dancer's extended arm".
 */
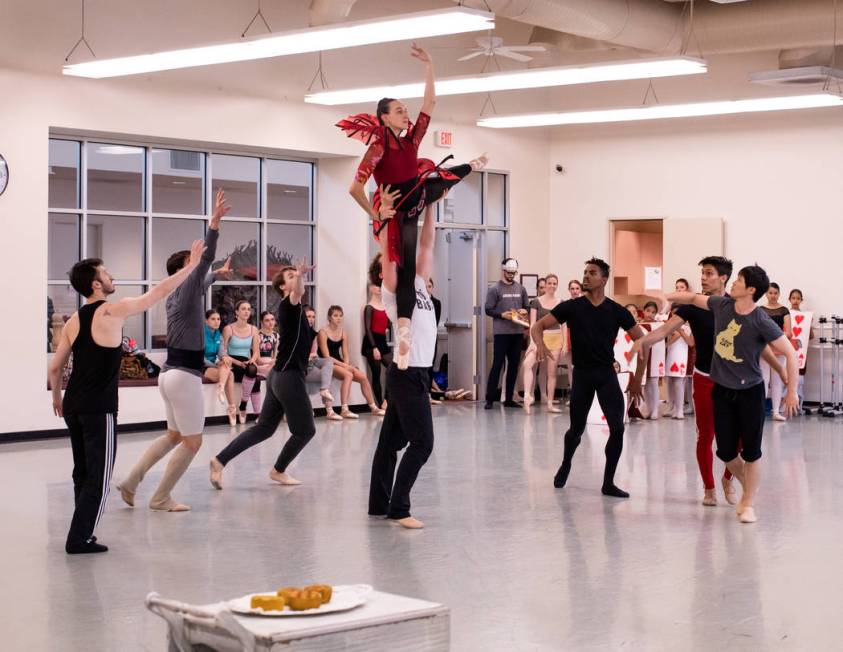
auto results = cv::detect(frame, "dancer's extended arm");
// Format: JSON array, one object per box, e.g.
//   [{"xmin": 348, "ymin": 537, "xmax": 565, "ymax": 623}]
[
  {"xmin": 412, "ymin": 43, "xmax": 436, "ymax": 116},
  {"xmin": 626, "ymin": 324, "xmax": 649, "ymax": 401},
  {"xmin": 417, "ymin": 205, "xmax": 436, "ymax": 281},
  {"xmin": 667, "ymin": 291, "xmax": 710, "ymax": 310}
]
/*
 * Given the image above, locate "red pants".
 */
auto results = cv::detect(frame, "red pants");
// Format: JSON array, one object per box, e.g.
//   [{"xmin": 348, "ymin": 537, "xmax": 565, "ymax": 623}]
[{"xmin": 692, "ymin": 372, "xmax": 734, "ymax": 489}]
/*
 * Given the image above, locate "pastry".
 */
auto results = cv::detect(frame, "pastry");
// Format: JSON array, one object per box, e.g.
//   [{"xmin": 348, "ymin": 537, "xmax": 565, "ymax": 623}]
[
  {"xmin": 250, "ymin": 595, "xmax": 285, "ymax": 611},
  {"xmin": 304, "ymin": 584, "xmax": 333, "ymax": 604},
  {"xmin": 287, "ymin": 589, "xmax": 323, "ymax": 611}
]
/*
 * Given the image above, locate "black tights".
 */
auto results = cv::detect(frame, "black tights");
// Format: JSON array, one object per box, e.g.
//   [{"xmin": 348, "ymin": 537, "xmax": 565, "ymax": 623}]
[
  {"xmin": 395, "ymin": 164, "xmax": 472, "ymax": 320},
  {"xmin": 554, "ymin": 366, "xmax": 628, "ymax": 495},
  {"xmin": 364, "ymin": 349, "xmax": 393, "ymax": 406}
]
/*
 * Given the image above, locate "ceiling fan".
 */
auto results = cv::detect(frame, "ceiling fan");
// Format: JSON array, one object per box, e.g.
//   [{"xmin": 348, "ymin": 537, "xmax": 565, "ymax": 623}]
[{"xmin": 458, "ymin": 36, "xmax": 547, "ymax": 63}]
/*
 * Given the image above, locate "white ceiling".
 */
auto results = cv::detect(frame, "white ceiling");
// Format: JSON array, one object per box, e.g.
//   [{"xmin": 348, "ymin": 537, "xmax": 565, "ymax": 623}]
[{"xmin": 0, "ymin": 0, "xmax": 823, "ymax": 124}]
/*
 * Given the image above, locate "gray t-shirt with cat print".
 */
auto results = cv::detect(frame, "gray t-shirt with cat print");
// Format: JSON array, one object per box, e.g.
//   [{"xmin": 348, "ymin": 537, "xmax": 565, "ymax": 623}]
[{"xmin": 708, "ymin": 295, "xmax": 783, "ymax": 390}]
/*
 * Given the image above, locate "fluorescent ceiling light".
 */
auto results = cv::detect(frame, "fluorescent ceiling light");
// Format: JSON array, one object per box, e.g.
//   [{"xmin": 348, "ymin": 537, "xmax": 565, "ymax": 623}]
[
  {"xmin": 305, "ymin": 57, "xmax": 707, "ymax": 105},
  {"xmin": 95, "ymin": 145, "xmax": 144, "ymax": 155},
  {"xmin": 62, "ymin": 8, "xmax": 494, "ymax": 79},
  {"xmin": 477, "ymin": 93, "xmax": 843, "ymax": 128}
]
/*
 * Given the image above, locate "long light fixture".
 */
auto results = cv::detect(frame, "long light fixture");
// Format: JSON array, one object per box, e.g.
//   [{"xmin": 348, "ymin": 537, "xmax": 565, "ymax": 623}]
[
  {"xmin": 305, "ymin": 57, "xmax": 707, "ymax": 105},
  {"xmin": 477, "ymin": 93, "xmax": 843, "ymax": 128},
  {"xmin": 62, "ymin": 7, "xmax": 494, "ymax": 79}
]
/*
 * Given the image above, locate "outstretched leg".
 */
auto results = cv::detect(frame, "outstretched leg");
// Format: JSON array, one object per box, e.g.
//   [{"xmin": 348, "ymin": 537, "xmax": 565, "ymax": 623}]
[{"xmin": 554, "ymin": 368, "xmax": 596, "ymax": 488}]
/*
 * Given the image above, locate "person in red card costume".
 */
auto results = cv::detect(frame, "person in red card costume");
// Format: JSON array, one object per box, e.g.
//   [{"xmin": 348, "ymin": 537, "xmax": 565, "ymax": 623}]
[
  {"xmin": 760, "ymin": 282, "xmax": 792, "ymax": 421},
  {"xmin": 343, "ymin": 43, "xmax": 487, "ymax": 370},
  {"xmin": 788, "ymin": 289, "xmax": 810, "ymax": 412}
]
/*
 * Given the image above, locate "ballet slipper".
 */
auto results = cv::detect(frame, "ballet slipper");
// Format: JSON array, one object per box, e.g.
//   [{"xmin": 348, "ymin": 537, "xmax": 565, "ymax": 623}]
[
  {"xmin": 772, "ymin": 413, "xmax": 786, "ymax": 422},
  {"xmin": 227, "ymin": 406, "xmax": 237, "ymax": 426},
  {"xmin": 269, "ymin": 469, "xmax": 301, "ymax": 486},
  {"xmin": 238, "ymin": 408, "xmax": 247, "ymax": 425},
  {"xmin": 149, "ymin": 499, "xmax": 191, "ymax": 512},
  {"xmin": 340, "ymin": 407, "xmax": 359, "ymax": 419},
  {"xmin": 702, "ymin": 489, "xmax": 717, "ymax": 507},
  {"xmin": 320, "ymin": 389, "xmax": 334, "ymax": 404},
  {"xmin": 391, "ymin": 516, "xmax": 424, "ymax": 529},
  {"xmin": 523, "ymin": 395, "xmax": 534, "ymax": 414},
  {"xmin": 116, "ymin": 483, "xmax": 135, "ymax": 507},
  {"xmin": 217, "ymin": 385, "xmax": 227, "ymax": 406},
  {"xmin": 470, "ymin": 153, "xmax": 489, "ymax": 171},
  {"xmin": 209, "ymin": 458, "xmax": 224, "ymax": 490},
  {"xmin": 325, "ymin": 405, "xmax": 344, "ymax": 421},
  {"xmin": 369, "ymin": 404, "xmax": 386, "ymax": 416},
  {"xmin": 396, "ymin": 326, "xmax": 411, "ymax": 370},
  {"xmin": 738, "ymin": 506, "xmax": 757, "ymax": 523},
  {"xmin": 429, "ymin": 398, "xmax": 442, "ymax": 406},
  {"xmin": 546, "ymin": 402, "xmax": 562, "ymax": 414},
  {"xmin": 721, "ymin": 476, "xmax": 738, "ymax": 505}
]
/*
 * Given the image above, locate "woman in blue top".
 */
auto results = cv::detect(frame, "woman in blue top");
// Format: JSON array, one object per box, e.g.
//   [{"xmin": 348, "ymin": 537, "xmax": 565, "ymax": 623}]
[
  {"xmin": 221, "ymin": 300, "xmax": 261, "ymax": 424},
  {"xmin": 202, "ymin": 309, "xmax": 236, "ymax": 425}
]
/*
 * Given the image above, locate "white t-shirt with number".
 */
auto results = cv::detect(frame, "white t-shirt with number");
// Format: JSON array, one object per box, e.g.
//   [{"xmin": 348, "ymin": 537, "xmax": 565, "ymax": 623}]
[{"xmin": 382, "ymin": 275, "xmax": 437, "ymax": 368}]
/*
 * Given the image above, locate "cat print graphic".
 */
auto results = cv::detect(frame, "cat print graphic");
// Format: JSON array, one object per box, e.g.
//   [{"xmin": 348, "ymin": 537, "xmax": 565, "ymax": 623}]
[{"xmin": 715, "ymin": 319, "xmax": 744, "ymax": 363}]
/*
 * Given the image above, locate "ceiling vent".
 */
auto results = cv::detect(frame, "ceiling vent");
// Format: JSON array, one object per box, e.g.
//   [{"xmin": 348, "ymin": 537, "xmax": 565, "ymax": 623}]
[{"xmin": 750, "ymin": 66, "xmax": 843, "ymax": 87}]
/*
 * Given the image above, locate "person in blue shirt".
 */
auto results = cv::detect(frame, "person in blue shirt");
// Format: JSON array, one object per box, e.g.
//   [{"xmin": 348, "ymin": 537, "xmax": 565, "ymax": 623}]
[{"xmin": 203, "ymin": 309, "xmax": 236, "ymax": 425}]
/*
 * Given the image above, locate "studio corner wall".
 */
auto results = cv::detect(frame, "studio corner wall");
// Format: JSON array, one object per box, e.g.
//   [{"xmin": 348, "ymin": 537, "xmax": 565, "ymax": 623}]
[
  {"xmin": 0, "ymin": 66, "xmax": 549, "ymax": 435},
  {"xmin": 548, "ymin": 111, "xmax": 843, "ymax": 316}
]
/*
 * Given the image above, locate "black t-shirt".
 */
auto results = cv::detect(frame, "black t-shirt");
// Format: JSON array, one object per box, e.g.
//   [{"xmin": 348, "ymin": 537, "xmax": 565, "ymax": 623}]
[
  {"xmin": 274, "ymin": 296, "xmax": 314, "ymax": 374},
  {"xmin": 674, "ymin": 303, "xmax": 715, "ymax": 374},
  {"xmin": 550, "ymin": 296, "xmax": 636, "ymax": 369}
]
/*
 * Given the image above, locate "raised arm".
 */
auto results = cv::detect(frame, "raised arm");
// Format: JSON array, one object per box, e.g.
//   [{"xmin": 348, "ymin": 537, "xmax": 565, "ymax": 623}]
[
  {"xmin": 667, "ymin": 291, "xmax": 710, "ymax": 311},
  {"xmin": 417, "ymin": 205, "xmax": 436, "ymax": 280},
  {"xmin": 411, "ymin": 43, "xmax": 436, "ymax": 116},
  {"xmin": 107, "ymin": 239, "xmax": 206, "ymax": 321},
  {"xmin": 288, "ymin": 259, "xmax": 313, "ymax": 306}
]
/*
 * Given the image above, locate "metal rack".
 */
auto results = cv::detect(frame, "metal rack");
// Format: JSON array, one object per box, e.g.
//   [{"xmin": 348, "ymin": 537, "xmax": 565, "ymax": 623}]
[{"xmin": 817, "ymin": 315, "xmax": 843, "ymax": 418}]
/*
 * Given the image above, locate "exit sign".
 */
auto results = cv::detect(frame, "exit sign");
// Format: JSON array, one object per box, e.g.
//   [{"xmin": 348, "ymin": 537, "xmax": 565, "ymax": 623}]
[{"xmin": 435, "ymin": 130, "xmax": 452, "ymax": 148}]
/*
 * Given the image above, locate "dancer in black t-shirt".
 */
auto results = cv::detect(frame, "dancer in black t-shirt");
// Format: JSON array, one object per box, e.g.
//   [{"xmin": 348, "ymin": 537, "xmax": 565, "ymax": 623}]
[
  {"xmin": 532, "ymin": 258, "xmax": 647, "ymax": 498},
  {"xmin": 209, "ymin": 260, "xmax": 316, "ymax": 489}
]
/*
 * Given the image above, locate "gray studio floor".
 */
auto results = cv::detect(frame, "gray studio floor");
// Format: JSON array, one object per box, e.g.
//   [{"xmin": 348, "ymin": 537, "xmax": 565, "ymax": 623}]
[{"xmin": 3, "ymin": 403, "xmax": 843, "ymax": 651}]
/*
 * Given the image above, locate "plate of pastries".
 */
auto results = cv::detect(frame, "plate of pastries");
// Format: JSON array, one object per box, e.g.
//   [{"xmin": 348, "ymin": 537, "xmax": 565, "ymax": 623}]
[{"xmin": 229, "ymin": 584, "xmax": 372, "ymax": 617}]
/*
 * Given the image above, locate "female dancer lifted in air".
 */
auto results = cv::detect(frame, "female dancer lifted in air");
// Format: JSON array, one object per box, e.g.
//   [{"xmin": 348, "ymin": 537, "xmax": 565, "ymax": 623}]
[{"xmin": 343, "ymin": 43, "xmax": 487, "ymax": 369}]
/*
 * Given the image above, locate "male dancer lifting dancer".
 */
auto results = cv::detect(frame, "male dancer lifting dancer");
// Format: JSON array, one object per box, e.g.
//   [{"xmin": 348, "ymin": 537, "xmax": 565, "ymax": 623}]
[
  {"xmin": 666, "ymin": 265, "xmax": 798, "ymax": 523},
  {"xmin": 117, "ymin": 190, "xmax": 230, "ymax": 512},
  {"xmin": 48, "ymin": 240, "xmax": 206, "ymax": 553},
  {"xmin": 209, "ymin": 260, "xmax": 316, "ymax": 489},
  {"xmin": 532, "ymin": 258, "xmax": 647, "ymax": 498},
  {"xmin": 369, "ymin": 202, "xmax": 438, "ymax": 529},
  {"xmin": 630, "ymin": 256, "xmax": 787, "ymax": 506}
]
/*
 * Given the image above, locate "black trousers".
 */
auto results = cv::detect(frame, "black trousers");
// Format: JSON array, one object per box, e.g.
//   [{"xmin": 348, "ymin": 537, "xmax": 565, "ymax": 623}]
[
  {"xmin": 64, "ymin": 412, "xmax": 117, "ymax": 548},
  {"xmin": 563, "ymin": 366, "xmax": 626, "ymax": 488},
  {"xmin": 395, "ymin": 164, "xmax": 472, "ymax": 320},
  {"xmin": 216, "ymin": 369, "xmax": 315, "ymax": 472},
  {"xmin": 369, "ymin": 366, "xmax": 434, "ymax": 519},
  {"xmin": 712, "ymin": 382, "xmax": 765, "ymax": 463},
  {"xmin": 363, "ymin": 338, "xmax": 393, "ymax": 406},
  {"xmin": 485, "ymin": 333, "xmax": 524, "ymax": 402}
]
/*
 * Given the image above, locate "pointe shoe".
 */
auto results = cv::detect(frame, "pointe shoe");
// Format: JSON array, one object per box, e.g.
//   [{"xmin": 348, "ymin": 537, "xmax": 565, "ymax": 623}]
[
  {"xmin": 470, "ymin": 152, "xmax": 489, "ymax": 171},
  {"xmin": 320, "ymin": 389, "xmax": 334, "ymax": 404},
  {"xmin": 721, "ymin": 476, "xmax": 737, "ymax": 505},
  {"xmin": 391, "ymin": 516, "xmax": 424, "ymax": 529},
  {"xmin": 217, "ymin": 385, "xmax": 227, "ymax": 406},
  {"xmin": 116, "ymin": 483, "xmax": 135, "ymax": 507},
  {"xmin": 396, "ymin": 326, "xmax": 411, "ymax": 370},
  {"xmin": 546, "ymin": 402, "xmax": 562, "ymax": 414},
  {"xmin": 429, "ymin": 398, "xmax": 442, "ymax": 406},
  {"xmin": 523, "ymin": 395, "xmax": 534, "ymax": 414},
  {"xmin": 238, "ymin": 409, "xmax": 247, "ymax": 425},
  {"xmin": 209, "ymin": 459, "xmax": 224, "ymax": 490},
  {"xmin": 227, "ymin": 406, "xmax": 237, "ymax": 426},
  {"xmin": 772, "ymin": 412, "xmax": 786, "ymax": 422},
  {"xmin": 340, "ymin": 407, "xmax": 359, "ymax": 419},
  {"xmin": 369, "ymin": 405, "xmax": 386, "ymax": 416},
  {"xmin": 149, "ymin": 500, "xmax": 191, "ymax": 512},
  {"xmin": 702, "ymin": 490, "xmax": 717, "ymax": 507},
  {"xmin": 738, "ymin": 506, "xmax": 757, "ymax": 523},
  {"xmin": 325, "ymin": 408, "xmax": 344, "ymax": 421},
  {"xmin": 269, "ymin": 469, "xmax": 301, "ymax": 486}
]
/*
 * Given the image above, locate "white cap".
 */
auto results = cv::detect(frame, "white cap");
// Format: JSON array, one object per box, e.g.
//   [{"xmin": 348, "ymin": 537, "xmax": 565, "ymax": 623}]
[{"xmin": 502, "ymin": 259, "xmax": 519, "ymax": 273}]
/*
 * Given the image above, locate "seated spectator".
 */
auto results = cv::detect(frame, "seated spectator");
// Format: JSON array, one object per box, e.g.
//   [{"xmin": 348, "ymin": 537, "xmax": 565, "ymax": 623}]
[
  {"xmin": 221, "ymin": 300, "xmax": 261, "ymax": 425},
  {"xmin": 318, "ymin": 305, "xmax": 385, "ymax": 418},
  {"xmin": 303, "ymin": 305, "xmax": 343, "ymax": 421},
  {"xmin": 203, "ymin": 309, "xmax": 236, "ymax": 425}
]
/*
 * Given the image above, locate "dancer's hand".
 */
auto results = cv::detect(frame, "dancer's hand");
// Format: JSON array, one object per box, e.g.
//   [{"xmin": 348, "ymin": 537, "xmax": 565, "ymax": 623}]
[
  {"xmin": 535, "ymin": 341, "xmax": 552, "ymax": 362},
  {"xmin": 214, "ymin": 257, "xmax": 234, "ymax": 280},
  {"xmin": 187, "ymin": 239, "xmax": 207, "ymax": 267},
  {"xmin": 294, "ymin": 258, "xmax": 315, "ymax": 278},
  {"xmin": 630, "ymin": 338, "xmax": 645, "ymax": 358},
  {"xmin": 210, "ymin": 189, "xmax": 231, "ymax": 228},
  {"xmin": 373, "ymin": 349, "xmax": 382, "ymax": 361},
  {"xmin": 378, "ymin": 184, "xmax": 400, "ymax": 220},
  {"xmin": 411, "ymin": 42, "xmax": 432, "ymax": 65},
  {"xmin": 628, "ymin": 376, "xmax": 644, "ymax": 402},
  {"xmin": 53, "ymin": 396, "xmax": 63, "ymax": 418},
  {"xmin": 783, "ymin": 390, "xmax": 799, "ymax": 417}
]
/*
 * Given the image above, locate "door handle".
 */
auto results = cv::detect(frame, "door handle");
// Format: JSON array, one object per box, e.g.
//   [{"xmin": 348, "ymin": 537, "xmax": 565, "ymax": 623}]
[{"xmin": 445, "ymin": 321, "xmax": 472, "ymax": 328}]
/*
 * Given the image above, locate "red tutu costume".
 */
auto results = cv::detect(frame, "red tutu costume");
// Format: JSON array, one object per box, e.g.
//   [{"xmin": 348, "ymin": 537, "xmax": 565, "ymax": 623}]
[{"xmin": 337, "ymin": 111, "xmax": 471, "ymax": 267}]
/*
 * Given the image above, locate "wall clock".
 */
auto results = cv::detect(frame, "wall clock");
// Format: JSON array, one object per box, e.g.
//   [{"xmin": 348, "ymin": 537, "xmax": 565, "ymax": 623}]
[{"xmin": 0, "ymin": 154, "xmax": 8, "ymax": 196}]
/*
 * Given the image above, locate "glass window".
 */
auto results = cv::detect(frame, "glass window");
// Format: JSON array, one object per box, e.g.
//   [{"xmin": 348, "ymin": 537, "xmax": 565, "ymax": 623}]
[
  {"xmin": 49, "ymin": 140, "xmax": 80, "ymax": 208},
  {"xmin": 442, "ymin": 173, "xmax": 482, "ymax": 225},
  {"xmin": 485, "ymin": 230, "xmax": 507, "ymax": 289},
  {"xmin": 266, "ymin": 286, "xmax": 313, "ymax": 318},
  {"xmin": 48, "ymin": 285, "xmax": 79, "ymax": 353},
  {"xmin": 152, "ymin": 149, "xmax": 205, "ymax": 215},
  {"xmin": 111, "ymin": 285, "xmax": 146, "ymax": 345},
  {"xmin": 211, "ymin": 285, "xmax": 259, "ymax": 327},
  {"xmin": 266, "ymin": 223, "xmax": 312, "ymax": 281},
  {"xmin": 87, "ymin": 143, "xmax": 145, "ymax": 212},
  {"xmin": 211, "ymin": 154, "xmax": 259, "ymax": 218},
  {"xmin": 267, "ymin": 160, "xmax": 311, "ymax": 221},
  {"xmin": 86, "ymin": 215, "xmax": 146, "ymax": 280},
  {"xmin": 150, "ymin": 218, "xmax": 204, "ymax": 280},
  {"xmin": 487, "ymin": 173, "xmax": 507, "ymax": 227},
  {"xmin": 214, "ymin": 221, "xmax": 260, "ymax": 282},
  {"xmin": 48, "ymin": 213, "xmax": 80, "ymax": 280},
  {"xmin": 149, "ymin": 300, "xmax": 169, "ymax": 350}
]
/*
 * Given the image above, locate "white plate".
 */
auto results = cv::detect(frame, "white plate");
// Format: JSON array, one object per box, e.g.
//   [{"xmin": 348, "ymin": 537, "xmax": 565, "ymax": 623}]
[{"xmin": 228, "ymin": 584, "xmax": 372, "ymax": 617}]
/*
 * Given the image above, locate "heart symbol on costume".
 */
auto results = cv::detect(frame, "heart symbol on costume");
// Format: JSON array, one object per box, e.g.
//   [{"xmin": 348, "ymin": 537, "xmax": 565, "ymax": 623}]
[
  {"xmin": 670, "ymin": 362, "xmax": 680, "ymax": 373},
  {"xmin": 793, "ymin": 327, "xmax": 803, "ymax": 337},
  {"xmin": 624, "ymin": 351, "xmax": 633, "ymax": 362},
  {"xmin": 680, "ymin": 363, "xmax": 686, "ymax": 374},
  {"xmin": 795, "ymin": 314, "xmax": 805, "ymax": 325},
  {"xmin": 601, "ymin": 415, "xmax": 606, "ymax": 421},
  {"xmin": 659, "ymin": 362, "xmax": 664, "ymax": 372},
  {"xmin": 625, "ymin": 333, "xmax": 632, "ymax": 344}
]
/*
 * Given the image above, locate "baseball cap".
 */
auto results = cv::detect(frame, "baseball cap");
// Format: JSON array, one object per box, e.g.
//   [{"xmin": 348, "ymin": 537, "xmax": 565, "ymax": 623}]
[{"xmin": 502, "ymin": 259, "xmax": 519, "ymax": 273}]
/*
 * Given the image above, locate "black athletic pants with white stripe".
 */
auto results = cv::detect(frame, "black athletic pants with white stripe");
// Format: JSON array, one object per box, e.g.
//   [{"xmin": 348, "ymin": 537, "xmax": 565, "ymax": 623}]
[{"xmin": 64, "ymin": 413, "xmax": 116, "ymax": 548}]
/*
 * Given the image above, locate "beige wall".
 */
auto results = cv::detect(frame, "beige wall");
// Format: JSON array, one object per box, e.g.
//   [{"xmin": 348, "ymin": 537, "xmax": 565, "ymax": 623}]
[{"xmin": 0, "ymin": 66, "xmax": 549, "ymax": 435}]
